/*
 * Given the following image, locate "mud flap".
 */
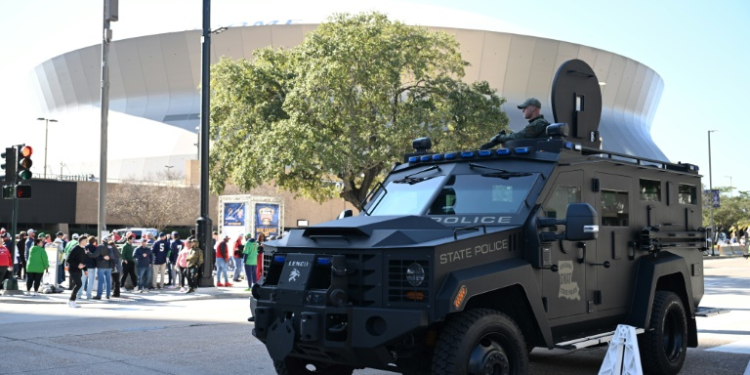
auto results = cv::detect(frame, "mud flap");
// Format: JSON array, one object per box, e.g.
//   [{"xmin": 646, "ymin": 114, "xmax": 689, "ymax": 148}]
[{"xmin": 266, "ymin": 317, "xmax": 295, "ymax": 360}]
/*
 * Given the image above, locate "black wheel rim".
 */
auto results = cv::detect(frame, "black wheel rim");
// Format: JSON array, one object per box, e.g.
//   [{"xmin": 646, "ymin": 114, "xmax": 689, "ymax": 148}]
[
  {"xmin": 662, "ymin": 307, "xmax": 685, "ymax": 362},
  {"xmin": 468, "ymin": 333, "xmax": 511, "ymax": 375}
]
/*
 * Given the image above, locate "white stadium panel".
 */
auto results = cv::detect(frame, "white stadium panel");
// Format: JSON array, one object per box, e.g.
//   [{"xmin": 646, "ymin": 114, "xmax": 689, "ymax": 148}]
[{"xmin": 31, "ymin": 19, "xmax": 668, "ymax": 180}]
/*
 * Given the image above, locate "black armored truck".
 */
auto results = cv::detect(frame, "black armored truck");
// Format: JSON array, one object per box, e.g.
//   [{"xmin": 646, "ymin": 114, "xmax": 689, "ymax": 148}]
[{"xmin": 250, "ymin": 60, "xmax": 706, "ymax": 375}]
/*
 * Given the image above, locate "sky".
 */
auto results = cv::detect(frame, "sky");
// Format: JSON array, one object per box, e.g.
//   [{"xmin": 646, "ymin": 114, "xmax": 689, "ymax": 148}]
[{"xmin": 1, "ymin": 0, "xmax": 749, "ymax": 192}]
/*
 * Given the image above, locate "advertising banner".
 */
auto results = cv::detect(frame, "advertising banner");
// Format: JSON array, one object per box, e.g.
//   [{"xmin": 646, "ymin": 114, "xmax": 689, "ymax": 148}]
[
  {"xmin": 255, "ymin": 203, "xmax": 280, "ymax": 239},
  {"xmin": 223, "ymin": 202, "xmax": 247, "ymax": 240}
]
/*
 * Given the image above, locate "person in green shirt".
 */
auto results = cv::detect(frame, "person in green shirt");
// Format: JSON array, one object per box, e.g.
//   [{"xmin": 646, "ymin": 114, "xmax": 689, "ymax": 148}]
[
  {"xmin": 242, "ymin": 234, "xmax": 259, "ymax": 291},
  {"xmin": 26, "ymin": 237, "xmax": 49, "ymax": 296},
  {"xmin": 119, "ymin": 236, "xmax": 137, "ymax": 291}
]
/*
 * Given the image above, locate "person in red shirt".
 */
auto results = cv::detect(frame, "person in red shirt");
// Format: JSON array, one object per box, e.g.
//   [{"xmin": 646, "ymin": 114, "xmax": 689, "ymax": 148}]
[{"xmin": 0, "ymin": 241, "xmax": 14, "ymax": 289}]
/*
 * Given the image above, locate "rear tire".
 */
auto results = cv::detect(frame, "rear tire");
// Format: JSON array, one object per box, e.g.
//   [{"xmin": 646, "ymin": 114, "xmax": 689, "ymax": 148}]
[
  {"xmin": 274, "ymin": 358, "xmax": 353, "ymax": 375},
  {"xmin": 638, "ymin": 291, "xmax": 688, "ymax": 375},
  {"xmin": 432, "ymin": 309, "xmax": 528, "ymax": 375}
]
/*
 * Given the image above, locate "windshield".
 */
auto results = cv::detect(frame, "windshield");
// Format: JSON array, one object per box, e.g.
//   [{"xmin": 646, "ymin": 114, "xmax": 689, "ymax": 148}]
[{"xmin": 367, "ymin": 172, "xmax": 539, "ymax": 216}]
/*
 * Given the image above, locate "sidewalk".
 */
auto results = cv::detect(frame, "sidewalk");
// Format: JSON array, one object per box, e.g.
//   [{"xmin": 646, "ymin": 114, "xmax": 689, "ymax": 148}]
[{"xmin": 0, "ymin": 283, "xmax": 251, "ymax": 304}]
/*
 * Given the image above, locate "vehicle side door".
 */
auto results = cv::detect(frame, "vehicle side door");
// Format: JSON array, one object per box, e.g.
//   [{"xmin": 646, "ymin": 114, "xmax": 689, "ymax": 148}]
[{"xmin": 541, "ymin": 170, "xmax": 587, "ymax": 320}]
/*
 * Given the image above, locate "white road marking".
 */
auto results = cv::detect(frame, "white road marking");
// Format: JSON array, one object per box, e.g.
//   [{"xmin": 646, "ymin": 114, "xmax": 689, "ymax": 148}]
[
  {"xmin": 744, "ymin": 359, "xmax": 750, "ymax": 375},
  {"xmin": 706, "ymin": 338, "xmax": 750, "ymax": 355}
]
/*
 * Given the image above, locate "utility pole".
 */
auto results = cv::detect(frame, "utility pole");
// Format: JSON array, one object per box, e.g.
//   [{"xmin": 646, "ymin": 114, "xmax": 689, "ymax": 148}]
[
  {"xmin": 708, "ymin": 130, "xmax": 717, "ymax": 256},
  {"xmin": 36, "ymin": 118, "xmax": 57, "ymax": 179},
  {"xmin": 197, "ymin": 0, "xmax": 214, "ymax": 287},
  {"xmin": 99, "ymin": 0, "xmax": 118, "ymax": 238}
]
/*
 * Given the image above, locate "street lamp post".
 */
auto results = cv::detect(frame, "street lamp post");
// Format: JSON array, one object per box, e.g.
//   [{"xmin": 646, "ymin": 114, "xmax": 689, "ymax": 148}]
[
  {"xmin": 165, "ymin": 165, "xmax": 174, "ymax": 180},
  {"xmin": 36, "ymin": 117, "xmax": 58, "ymax": 179},
  {"xmin": 708, "ymin": 130, "xmax": 717, "ymax": 256}
]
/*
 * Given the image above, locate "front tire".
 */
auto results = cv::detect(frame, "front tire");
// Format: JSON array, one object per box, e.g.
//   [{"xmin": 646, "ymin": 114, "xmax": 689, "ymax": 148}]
[
  {"xmin": 274, "ymin": 358, "xmax": 353, "ymax": 375},
  {"xmin": 432, "ymin": 309, "xmax": 528, "ymax": 375},
  {"xmin": 638, "ymin": 291, "xmax": 688, "ymax": 375}
]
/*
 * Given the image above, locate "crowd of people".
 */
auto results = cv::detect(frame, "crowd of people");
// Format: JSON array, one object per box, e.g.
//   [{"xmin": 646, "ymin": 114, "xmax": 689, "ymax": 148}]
[{"xmin": 0, "ymin": 227, "xmax": 268, "ymax": 309}]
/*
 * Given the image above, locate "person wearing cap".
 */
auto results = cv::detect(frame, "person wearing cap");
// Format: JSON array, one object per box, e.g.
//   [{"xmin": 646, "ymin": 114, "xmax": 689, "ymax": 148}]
[
  {"xmin": 151, "ymin": 232, "xmax": 170, "ymax": 290},
  {"xmin": 480, "ymin": 97, "xmax": 551, "ymax": 149},
  {"xmin": 53, "ymin": 231, "xmax": 66, "ymax": 285},
  {"xmin": 185, "ymin": 238, "xmax": 204, "ymax": 293},
  {"xmin": 242, "ymin": 234, "xmax": 259, "ymax": 291},
  {"xmin": 25, "ymin": 237, "xmax": 49, "ymax": 296},
  {"xmin": 133, "ymin": 239, "xmax": 152, "ymax": 292},
  {"xmin": 167, "ymin": 231, "xmax": 183, "ymax": 288},
  {"xmin": 215, "ymin": 235, "xmax": 232, "ymax": 287},
  {"xmin": 120, "ymin": 235, "xmax": 137, "ymax": 291}
]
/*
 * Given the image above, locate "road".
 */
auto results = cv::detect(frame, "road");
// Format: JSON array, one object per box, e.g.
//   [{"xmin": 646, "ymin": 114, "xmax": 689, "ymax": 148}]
[{"xmin": 0, "ymin": 257, "xmax": 749, "ymax": 375}]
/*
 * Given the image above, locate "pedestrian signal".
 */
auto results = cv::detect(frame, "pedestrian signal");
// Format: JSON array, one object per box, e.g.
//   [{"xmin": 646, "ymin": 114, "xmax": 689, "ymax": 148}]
[
  {"xmin": 17, "ymin": 145, "xmax": 33, "ymax": 181},
  {"xmin": 16, "ymin": 185, "xmax": 31, "ymax": 199}
]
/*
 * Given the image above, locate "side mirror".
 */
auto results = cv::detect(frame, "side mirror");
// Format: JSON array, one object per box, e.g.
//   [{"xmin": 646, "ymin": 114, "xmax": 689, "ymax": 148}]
[
  {"xmin": 565, "ymin": 203, "xmax": 598, "ymax": 241},
  {"xmin": 337, "ymin": 209, "xmax": 353, "ymax": 220}
]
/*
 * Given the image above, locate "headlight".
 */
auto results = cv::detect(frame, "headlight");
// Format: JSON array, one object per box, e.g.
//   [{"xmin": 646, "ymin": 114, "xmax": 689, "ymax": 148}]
[{"xmin": 406, "ymin": 262, "xmax": 425, "ymax": 287}]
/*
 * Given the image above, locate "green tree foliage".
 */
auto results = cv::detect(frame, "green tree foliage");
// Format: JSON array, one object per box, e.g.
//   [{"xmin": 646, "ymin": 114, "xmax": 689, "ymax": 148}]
[
  {"xmin": 209, "ymin": 12, "xmax": 509, "ymax": 206},
  {"xmin": 702, "ymin": 187, "xmax": 750, "ymax": 237}
]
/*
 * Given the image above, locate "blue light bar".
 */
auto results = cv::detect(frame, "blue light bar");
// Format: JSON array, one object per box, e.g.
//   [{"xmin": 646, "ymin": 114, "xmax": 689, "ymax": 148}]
[
  {"xmin": 408, "ymin": 156, "xmax": 418, "ymax": 163},
  {"xmin": 496, "ymin": 149, "xmax": 510, "ymax": 155},
  {"xmin": 432, "ymin": 154, "xmax": 443, "ymax": 161},
  {"xmin": 478, "ymin": 150, "xmax": 492, "ymax": 157},
  {"xmin": 317, "ymin": 257, "xmax": 332, "ymax": 266},
  {"xmin": 564, "ymin": 142, "xmax": 573, "ymax": 149},
  {"xmin": 460, "ymin": 151, "xmax": 474, "ymax": 158},
  {"xmin": 420, "ymin": 155, "xmax": 431, "ymax": 162},
  {"xmin": 273, "ymin": 255, "xmax": 286, "ymax": 263},
  {"xmin": 445, "ymin": 152, "xmax": 456, "ymax": 160},
  {"xmin": 515, "ymin": 147, "xmax": 530, "ymax": 154}
]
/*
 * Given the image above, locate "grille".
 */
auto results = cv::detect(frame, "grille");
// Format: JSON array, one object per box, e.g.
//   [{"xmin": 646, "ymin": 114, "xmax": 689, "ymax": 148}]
[{"xmin": 388, "ymin": 260, "xmax": 430, "ymax": 305}]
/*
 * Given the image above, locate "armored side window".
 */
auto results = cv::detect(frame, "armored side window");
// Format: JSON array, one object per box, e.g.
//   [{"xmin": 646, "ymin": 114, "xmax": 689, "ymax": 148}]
[
  {"xmin": 678, "ymin": 184, "xmax": 696, "ymax": 205},
  {"xmin": 601, "ymin": 190, "xmax": 629, "ymax": 226},
  {"xmin": 545, "ymin": 186, "xmax": 581, "ymax": 220},
  {"xmin": 639, "ymin": 179, "xmax": 661, "ymax": 202}
]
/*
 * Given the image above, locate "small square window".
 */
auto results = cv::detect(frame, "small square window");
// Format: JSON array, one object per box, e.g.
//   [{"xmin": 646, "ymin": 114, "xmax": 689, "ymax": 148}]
[
  {"xmin": 640, "ymin": 179, "xmax": 661, "ymax": 202},
  {"xmin": 678, "ymin": 184, "xmax": 696, "ymax": 205}
]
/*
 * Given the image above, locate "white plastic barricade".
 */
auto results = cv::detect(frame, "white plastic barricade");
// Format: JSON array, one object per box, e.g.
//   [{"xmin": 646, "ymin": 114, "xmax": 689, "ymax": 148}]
[{"xmin": 598, "ymin": 324, "xmax": 643, "ymax": 375}]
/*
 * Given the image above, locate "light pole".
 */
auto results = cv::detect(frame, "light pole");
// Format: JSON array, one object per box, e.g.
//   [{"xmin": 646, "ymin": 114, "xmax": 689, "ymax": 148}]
[
  {"xmin": 708, "ymin": 130, "xmax": 717, "ymax": 256},
  {"xmin": 36, "ymin": 117, "xmax": 58, "ymax": 179},
  {"xmin": 165, "ymin": 165, "xmax": 174, "ymax": 179},
  {"xmin": 725, "ymin": 175, "xmax": 733, "ymax": 194}
]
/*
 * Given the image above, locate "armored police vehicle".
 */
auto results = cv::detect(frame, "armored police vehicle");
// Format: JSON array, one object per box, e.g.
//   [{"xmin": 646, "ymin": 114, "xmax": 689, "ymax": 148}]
[{"xmin": 250, "ymin": 60, "xmax": 705, "ymax": 375}]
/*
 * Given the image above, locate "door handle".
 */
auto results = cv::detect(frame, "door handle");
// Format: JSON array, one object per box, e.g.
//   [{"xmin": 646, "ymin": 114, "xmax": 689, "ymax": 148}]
[
  {"xmin": 589, "ymin": 261, "xmax": 611, "ymax": 268},
  {"xmin": 577, "ymin": 242, "xmax": 586, "ymax": 264}
]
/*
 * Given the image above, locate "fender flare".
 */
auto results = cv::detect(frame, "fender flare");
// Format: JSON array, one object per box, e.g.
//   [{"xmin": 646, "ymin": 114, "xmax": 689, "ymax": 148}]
[
  {"xmin": 625, "ymin": 252, "xmax": 697, "ymax": 343},
  {"xmin": 435, "ymin": 257, "xmax": 553, "ymax": 347}
]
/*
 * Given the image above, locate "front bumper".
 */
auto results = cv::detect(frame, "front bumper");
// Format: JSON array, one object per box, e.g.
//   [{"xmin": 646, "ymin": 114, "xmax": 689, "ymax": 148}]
[{"xmin": 252, "ymin": 297, "xmax": 428, "ymax": 367}]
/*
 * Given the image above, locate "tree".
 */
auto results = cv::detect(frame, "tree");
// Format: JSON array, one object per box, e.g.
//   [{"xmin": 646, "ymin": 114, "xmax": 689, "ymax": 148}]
[
  {"xmin": 210, "ymin": 12, "xmax": 508, "ymax": 206},
  {"xmin": 106, "ymin": 172, "xmax": 199, "ymax": 231}
]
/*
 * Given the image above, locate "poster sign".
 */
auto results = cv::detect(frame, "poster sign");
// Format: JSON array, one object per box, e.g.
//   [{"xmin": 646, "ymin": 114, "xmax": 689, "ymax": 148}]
[
  {"xmin": 224, "ymin": 203, "xmax": 246, "ymax": 226},
  {"xmin": 704, "ymin": 189, "xmax": 720, "ymax": 208},
  {"xmin": 255, "ymin": 203, "xmax": 280, "ymax": 239}
]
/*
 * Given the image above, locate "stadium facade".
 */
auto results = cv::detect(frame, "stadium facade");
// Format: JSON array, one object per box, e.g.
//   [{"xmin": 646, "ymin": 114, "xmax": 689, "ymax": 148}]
[{"xmin": 30, "ymin": 1, "xmax": 665, "ymax": 181}]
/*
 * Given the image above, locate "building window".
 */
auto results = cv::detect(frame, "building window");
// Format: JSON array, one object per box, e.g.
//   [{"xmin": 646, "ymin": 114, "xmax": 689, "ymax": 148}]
[
  {"xmin": 545, "ymin": 186, "xmax": 581, "ymax": 220},
  {"xmin": 601, "ymin": 190, "xmax": 629, "ymax": 226},
  {"xmin": 678, "ymin": 184, "xmax": 696, "ymax": 205},
  {"xmin": 640, "ymin": 179, "xmax": 661, "ymax": 202}
]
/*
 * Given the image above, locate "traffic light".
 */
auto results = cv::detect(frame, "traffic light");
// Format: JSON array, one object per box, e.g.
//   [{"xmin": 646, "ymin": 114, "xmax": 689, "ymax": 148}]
[
  {"xmin": 1, "ymin": 147, "xmax": 16, "ymax": 184},
  {"xmin": 15, "ymin": 185, "xmax": 31, "ymax": 199},
  {"xmin": 17, "ymin": 145, "xmax": 33, "ymax": 181}
]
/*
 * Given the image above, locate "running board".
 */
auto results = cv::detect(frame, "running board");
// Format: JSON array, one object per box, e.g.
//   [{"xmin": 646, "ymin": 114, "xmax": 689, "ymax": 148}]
[{"xmin": 555, "ymin": 328, "xmax": 645, "ymax": 350}]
